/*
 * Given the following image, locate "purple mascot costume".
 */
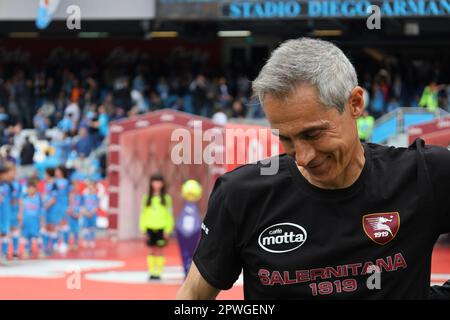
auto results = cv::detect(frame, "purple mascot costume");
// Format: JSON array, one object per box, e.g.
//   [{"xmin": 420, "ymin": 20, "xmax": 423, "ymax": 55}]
[{"xmin": 176, "ymin": 180, "xmax": 203, "ymax": 277}]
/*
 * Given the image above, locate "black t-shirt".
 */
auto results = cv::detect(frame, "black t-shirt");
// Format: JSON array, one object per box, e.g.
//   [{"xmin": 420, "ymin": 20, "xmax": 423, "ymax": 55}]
[{"xmin": 193, "ymin": 139, "xmax": 450, "ymax": 299}]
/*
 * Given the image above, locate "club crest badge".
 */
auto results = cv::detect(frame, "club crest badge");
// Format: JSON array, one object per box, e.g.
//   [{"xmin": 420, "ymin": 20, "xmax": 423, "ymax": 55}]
[{"xmin": 362, "ymin": 212, "xmax": 400, "ymax": 245}]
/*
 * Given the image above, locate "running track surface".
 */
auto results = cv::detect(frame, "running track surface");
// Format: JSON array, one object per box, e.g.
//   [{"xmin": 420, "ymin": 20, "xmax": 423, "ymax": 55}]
[{"xmin": 0, "ymin": 239, "xmax": 449, "ymax": 300}]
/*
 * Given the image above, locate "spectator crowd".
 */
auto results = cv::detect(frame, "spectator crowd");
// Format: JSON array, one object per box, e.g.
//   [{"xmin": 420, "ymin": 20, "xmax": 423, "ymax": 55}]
[{"xmin": 0, "ymin": 48, "xmax": 449, "ymax": 174}]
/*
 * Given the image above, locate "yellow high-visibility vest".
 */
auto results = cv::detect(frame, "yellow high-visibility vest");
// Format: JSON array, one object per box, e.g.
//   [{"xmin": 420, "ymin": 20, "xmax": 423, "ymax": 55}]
[
  {"xmin": 357, "ymin": 115, "xmax": 375, "ymax": 140},
  {"xmin": 419, "ymin": 86, "xmax": 438, "ymax": 112},
  {"xmin": 139, "ymin": 194, "xmax": 174, "ymax": 234}
]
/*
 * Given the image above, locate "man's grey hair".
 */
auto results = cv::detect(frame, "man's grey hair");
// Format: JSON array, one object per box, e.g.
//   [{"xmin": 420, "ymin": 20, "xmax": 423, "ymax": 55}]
[{"xmin": 252, "ymin": 38, "xmax": 358, "ymax": 113}]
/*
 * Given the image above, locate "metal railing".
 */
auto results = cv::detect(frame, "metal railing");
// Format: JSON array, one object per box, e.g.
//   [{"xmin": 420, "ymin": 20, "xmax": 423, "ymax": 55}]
[{"xmin": 370, "ymin": 107, "xmax": 449, "ymax": 144}]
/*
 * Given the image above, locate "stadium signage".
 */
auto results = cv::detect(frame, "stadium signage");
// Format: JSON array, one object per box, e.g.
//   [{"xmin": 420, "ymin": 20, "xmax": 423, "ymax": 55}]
[
  {"xmin": 221, "ymin": 0, "xmax": 450, "ymax": 19},
  {"xmin": 157, "ymin": 0, "xmax": 450, "ymax": 19},
  {"xmin": 223, "ymin": 0, "xmax": 450, "ymax": 19}
]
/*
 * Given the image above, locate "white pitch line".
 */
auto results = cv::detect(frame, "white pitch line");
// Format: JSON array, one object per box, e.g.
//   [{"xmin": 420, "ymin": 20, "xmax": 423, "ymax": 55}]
[{"xmin": 431, "ymin": 273, "xmax": 450, "ymax": 280}]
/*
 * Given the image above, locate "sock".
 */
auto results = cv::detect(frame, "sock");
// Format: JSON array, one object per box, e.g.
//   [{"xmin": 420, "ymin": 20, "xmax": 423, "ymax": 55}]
[
  {"xmin": 73, "ymin": 232, "xmax": 79, "ymax": 246},
  {"xmin": 12, "ymin": 233, "xmax": 19, "ymax": 255},
  {"xmin": 147, "ymin": 255, "xmax": 155, "ymax": 275},
  {"xmin": 38, "ymin": 237, "xmax": 43, "ymax": 255},
  {"xmin": 2, "ymin": 238, "xmax": 9, "ymax": 257},
  {"xmin": 50, "ymin": 232, "xmax": 58, "ymax": 249},
  {"xmin": 84, "ymin": 229, "xmax": 90, "ymax": 242},
  {"xmin": 28, "ymin": 238, "xmax": 34, "ymax": 255},
  {"xmin": 90, "ymin": 229, "xmax": 95, "ymax": 243},
  {"xmin": 155, "ymin": 256, "xmax": 165, "ymax": 277},
  {"xmin": 42, "ymin": 232, "xmax": 49, "ymax": 252},
  {"xmin": 62, "ymin": 227, "xmax": 69, "ymax": 245},
  {"xmin": 24, "ymin": 238, "xmax": 30, "ymax": 255}
]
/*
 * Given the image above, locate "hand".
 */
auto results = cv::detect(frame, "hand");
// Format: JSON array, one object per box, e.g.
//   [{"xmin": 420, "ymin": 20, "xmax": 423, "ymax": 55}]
[{"xmin": 163, "ymin": 232, "xmax": 170, "ymax": 241}]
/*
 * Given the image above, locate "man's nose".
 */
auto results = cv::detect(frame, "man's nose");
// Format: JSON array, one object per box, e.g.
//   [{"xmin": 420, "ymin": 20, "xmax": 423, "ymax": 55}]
[{"xmin": 294, "ymin": 140, "xmax": 316, "ymax": 167}]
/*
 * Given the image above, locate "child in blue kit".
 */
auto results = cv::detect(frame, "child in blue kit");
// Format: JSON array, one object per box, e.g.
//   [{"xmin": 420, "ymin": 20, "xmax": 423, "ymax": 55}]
[
  {"xmin": 43, "ymin": 168, "xmax": 59, "ymax": 255},
  {"xmin": 68, "ymin": 180, "xmax": 83, "ymax": 250},
  {"xmin": 82, "ymin": 180, "xmax": 99, "ymax": 248},
  {"xmin": 0, "ymin": 164, "xmax": 11, "ymax": 262},
  {"xmin": 7, "ymin": 163, "xmax": 23, "ymax": 259},
  {"xmin": 55, "ymin": 166, "xmax": 72, "ymax": 253},
  {"xmin": 19, "ymin": 179, "xmax": 44, "ymax": 259}
]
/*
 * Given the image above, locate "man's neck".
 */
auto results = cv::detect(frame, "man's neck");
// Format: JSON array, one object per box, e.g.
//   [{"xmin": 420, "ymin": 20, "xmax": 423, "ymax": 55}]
[{"xmin": 299, "ymin": 142, "xmax": 366, "ymax": 190}]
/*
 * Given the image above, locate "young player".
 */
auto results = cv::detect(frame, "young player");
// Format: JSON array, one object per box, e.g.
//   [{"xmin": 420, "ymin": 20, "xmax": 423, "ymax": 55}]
[
  {"xmin": 67, "ymin": 180, "xmax": 83, "ymax": 250},
  {"xmin": 19, "ymin": 179, "xmax": 44, "ymax": 259},
  {"xmin": 55, "ymin": 166, "xmax": 72, "ymax": 253},
  {"xmin": 6, "ymin": 163, "xmax": 23, "ymax": 259},
  {"xmin": 0, "ymin": 163, "xmax": 11, "ymax": 262},
  {"xmin": 43, "ymin": 168, "xmax": 59, "ymax": 255},
  {"xmin": 82, "ymin": 180, "xmax": 99, "ymax": 248}
]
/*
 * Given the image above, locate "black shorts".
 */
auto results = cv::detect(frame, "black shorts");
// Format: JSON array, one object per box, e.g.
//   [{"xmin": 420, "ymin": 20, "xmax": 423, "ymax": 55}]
[{"xmin": 146, "ymin": 229, "xmax": 166, "ymax": 247}]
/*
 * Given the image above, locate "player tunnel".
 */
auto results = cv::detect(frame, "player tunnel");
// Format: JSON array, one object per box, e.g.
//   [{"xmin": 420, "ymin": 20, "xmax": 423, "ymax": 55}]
[{"xmin": 107, "ymin": 110, "xmax": 225, "ymax": 240}]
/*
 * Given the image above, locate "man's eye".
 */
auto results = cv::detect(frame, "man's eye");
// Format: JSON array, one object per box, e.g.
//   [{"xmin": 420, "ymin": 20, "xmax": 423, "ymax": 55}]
[{"xmin": 303, "ymin": 130, "xmax": 321, "ymax": 139}]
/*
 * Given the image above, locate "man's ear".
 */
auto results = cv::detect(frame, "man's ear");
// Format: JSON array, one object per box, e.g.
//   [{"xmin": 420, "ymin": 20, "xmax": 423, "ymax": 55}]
[{"xmin": 348, "ymin": 86, "xmax": 365, "ymax": 118}]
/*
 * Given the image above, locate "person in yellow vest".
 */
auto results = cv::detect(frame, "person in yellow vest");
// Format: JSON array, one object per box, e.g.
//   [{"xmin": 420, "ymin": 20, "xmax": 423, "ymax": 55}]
[
  {"xmin": 419, "ymin": 81, "xmax": 446, "ymax": 112},
  {"xmin": 140, "ymin": 174, "xmax": 174, "ymax": 281},
  {"xmin": 357, "ymin": 109, "xmax": 375, "ymax": 142}
]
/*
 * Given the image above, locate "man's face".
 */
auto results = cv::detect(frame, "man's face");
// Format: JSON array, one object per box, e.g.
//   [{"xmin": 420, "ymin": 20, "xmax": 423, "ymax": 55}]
[{"xmin": 264, "ymin": 84, "xmax": 362, "ymax": 188}]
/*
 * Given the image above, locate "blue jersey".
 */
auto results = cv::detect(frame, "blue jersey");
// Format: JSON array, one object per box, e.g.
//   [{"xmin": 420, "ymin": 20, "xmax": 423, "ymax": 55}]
[
  {"xmin": 0, "ymin": 182, "xmax": 12, "ymax": 216},
  {"xmin": 82, "ymin": 193, "xmax": 99, "ymax": 213},
  {"xmin": 69, "ymin": 193, "xmax": 83, "ymax": 234},
  {"xmin": 55, "ymin": 178, "xmax": 71, "ymax": 208},
  {"xmin": 72, "ymin": 194, "xmax": 83, "ymax": 216},
  {"xmin": 11, "ymin": 180, "xmax": 23, "ymax": 215},
  {"xmin": 44, "ymin": 181, "xmax": 58, "ymax": 215},
  {"xmin": 0, "ymin": 181, "xmax": 12, "ymax": 233},
  {"xmin": 22, "ymin": 193, "xmax": 43, "ymax": 231}
]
